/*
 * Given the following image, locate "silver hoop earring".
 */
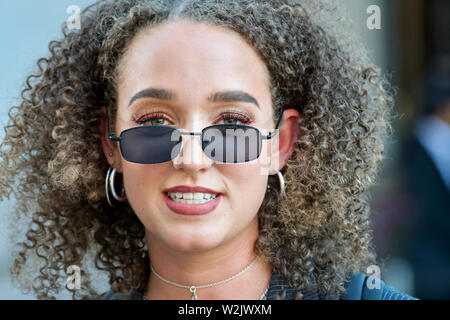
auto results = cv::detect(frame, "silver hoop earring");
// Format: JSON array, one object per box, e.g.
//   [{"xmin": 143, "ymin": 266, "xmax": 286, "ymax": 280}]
[
  {"xmin": 267, "ymin": 170, "xmax": 286, "ymax": 196},
  {"xmin": 276, "ymin": 170, "xmax": 286, "ymax": 195},
  {"xmin": 105, "ymin": 167, "xmax": 126, "ymax": 207}
]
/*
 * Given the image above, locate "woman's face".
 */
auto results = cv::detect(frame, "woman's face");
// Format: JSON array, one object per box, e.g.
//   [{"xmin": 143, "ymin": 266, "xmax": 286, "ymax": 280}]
[{"xmin": 102, "ymin": 19, "xmax": 292, "ymax": 253}]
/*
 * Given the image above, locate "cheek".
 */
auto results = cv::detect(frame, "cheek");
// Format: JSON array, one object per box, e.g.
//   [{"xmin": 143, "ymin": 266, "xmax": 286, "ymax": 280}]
[
  {"xmin": 225, "ymin": 164, "xmax": 268, "ymax": 212},
  {"xmin": 121, "ymin": 163, "xmax": 166, "ymax": 212}
]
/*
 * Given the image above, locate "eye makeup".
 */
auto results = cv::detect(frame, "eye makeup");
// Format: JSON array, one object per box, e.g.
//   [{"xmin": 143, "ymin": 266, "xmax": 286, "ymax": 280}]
[{"xmin": 131, "ymin": 106, "xmax": 257, "ymax": 126}]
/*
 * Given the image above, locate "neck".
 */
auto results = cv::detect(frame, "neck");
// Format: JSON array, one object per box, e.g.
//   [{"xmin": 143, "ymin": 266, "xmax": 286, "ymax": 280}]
[{"xmin": 143, "ymin": 216, "xmax": 272, "ymax": 300}]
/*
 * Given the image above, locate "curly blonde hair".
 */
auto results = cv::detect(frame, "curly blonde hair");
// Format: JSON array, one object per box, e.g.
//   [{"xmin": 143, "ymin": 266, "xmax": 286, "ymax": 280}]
[{"xmin": 0, "ymin": 0, "xmax": 395, "ymax": 299}]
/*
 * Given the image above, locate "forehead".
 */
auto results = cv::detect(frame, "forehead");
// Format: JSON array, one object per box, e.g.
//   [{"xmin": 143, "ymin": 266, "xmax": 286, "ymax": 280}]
[{"xmin": 117, "ymin": 19, "xmax": 271, "ymax": 105}]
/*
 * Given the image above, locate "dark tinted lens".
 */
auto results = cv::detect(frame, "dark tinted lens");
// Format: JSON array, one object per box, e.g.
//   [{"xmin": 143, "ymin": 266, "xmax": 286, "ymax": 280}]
[
  {"xmin": 120, "ymin": 126, "xmax": 181, "ymax": 164},
  {"xmin": 202, "ymin": 125, "xmax": 262, "ymax": 163}
]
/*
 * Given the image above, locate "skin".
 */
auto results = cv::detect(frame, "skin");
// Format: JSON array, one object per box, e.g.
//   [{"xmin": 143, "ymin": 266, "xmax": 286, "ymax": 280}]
[{"xmin": 98, "ymin": 19, "xmax": 300, "ymax": 299}]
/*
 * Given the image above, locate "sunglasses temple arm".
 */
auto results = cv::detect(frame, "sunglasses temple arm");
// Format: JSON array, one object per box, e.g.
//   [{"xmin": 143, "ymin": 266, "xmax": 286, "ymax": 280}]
[
  {"xmin": 262, "ymin": 107, "xmax": 284, "ymax": 140},
  {"xmin": 105, "ymin": 106, "xmax": 121, "ymax": 142}
]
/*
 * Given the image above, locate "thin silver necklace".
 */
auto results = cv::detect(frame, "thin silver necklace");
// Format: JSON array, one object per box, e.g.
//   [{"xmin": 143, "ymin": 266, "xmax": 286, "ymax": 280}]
[{"xmin": 143, "ymin": 255, "xmax": 270, "ymax": 300}]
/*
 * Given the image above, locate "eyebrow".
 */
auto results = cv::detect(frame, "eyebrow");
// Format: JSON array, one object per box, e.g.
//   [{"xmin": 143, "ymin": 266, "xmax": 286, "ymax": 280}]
[{"xmin": 128, "ymin": 88, "xmax": 260, "ymax": 109}]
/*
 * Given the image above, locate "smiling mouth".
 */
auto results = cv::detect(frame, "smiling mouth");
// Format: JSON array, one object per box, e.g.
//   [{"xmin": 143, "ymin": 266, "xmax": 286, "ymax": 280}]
[
  {"xmin": 163, "ymin": 191, "xmax": 222, "ymax": 216},
  {"xmin": 165, "ymin": 192, "xmax": 218, "ymax": 204}
]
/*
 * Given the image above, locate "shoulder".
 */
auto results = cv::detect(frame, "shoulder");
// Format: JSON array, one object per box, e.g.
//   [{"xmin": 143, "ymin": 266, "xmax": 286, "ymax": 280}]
[
  {"xmin": 266, "ymin": 270, "xmax": 419, "ymax": 300},
  {"xmin": 341, "ymin": 272, "xmax": 419, "ymax": 300}
]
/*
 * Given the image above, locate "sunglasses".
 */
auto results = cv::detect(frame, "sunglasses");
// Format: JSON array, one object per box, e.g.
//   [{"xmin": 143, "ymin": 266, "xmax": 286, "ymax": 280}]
[{"xmin": 106, "ymin": 106, "xmax": 284, "ymax": 164}]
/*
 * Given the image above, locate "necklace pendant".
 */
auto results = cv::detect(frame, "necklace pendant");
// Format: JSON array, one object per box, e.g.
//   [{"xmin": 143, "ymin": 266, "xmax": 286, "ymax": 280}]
[{"xmin": 189, "ymin": 286, "xmax": 198, "ymax": 300}]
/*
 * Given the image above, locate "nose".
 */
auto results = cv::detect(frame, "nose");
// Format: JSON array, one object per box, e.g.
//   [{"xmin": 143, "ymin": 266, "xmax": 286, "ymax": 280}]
[{"xmin": 172, "ymin": 132, "xmax": 215, "ymax": 172}]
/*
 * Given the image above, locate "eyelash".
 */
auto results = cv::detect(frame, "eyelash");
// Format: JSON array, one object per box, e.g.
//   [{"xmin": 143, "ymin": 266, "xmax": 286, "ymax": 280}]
[
  {"xmin": 134, "ymin": 111, "xmax": 171, "ymax": 125},
  {"xmin": 215, "ymin": 109, "xmax": 254, "ymax": 125},
  {"xmin": 133, "ymin": 108, "xmax": 255, "ymax": 126}
]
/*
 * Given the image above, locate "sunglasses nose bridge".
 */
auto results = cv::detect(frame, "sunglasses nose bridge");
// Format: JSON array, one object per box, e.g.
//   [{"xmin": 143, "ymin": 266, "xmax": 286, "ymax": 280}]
[{"xmin": 174, "ymin": 131, "xmax": 211, "ymax": 165}]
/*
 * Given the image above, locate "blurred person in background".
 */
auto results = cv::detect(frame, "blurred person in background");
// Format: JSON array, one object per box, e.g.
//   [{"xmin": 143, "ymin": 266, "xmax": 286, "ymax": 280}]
[{"xmin": 381, "ymin": 56, "xmax": 450, "ymax": 299}]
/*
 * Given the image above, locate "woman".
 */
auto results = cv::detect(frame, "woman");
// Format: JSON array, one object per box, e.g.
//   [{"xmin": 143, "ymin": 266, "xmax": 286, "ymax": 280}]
[{"xmin": 0, "ymin": 0, "xmax": 417, "ymax": 300}]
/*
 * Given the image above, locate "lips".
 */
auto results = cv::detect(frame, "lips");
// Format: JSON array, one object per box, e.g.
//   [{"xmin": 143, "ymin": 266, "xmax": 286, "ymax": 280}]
[
  {"xmin": 162, "ymin": 185, "xmax": 222, "ymax": 216},
  {"xmin": 163, "ymin": 192, "xmax": 222, "ymax": 215}
]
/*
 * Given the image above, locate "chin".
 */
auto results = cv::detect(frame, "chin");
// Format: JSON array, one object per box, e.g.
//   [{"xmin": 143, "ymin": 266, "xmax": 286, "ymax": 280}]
[{"xmin": 164, "ymin": 231, "xmax": 226, "ymax": 253}]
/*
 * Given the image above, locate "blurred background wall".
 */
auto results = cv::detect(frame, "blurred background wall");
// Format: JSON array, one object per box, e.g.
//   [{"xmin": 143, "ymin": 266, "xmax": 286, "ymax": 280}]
[
  {"xmin": 0, "ymin": 0, "xmax": 96, "ymax": 299},
  {"xmin": 0, "ymin": 0, "xmax": 448, "ymax": 299}
]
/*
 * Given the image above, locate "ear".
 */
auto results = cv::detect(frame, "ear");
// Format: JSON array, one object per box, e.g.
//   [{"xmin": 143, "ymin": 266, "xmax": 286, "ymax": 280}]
[
  {"xmin": 98, "ymin": 106, "xmax": 120, "ymax": 169},
  {"xmin": 268, "ymin": 108, "xmax": 300, "ymax": 173}
]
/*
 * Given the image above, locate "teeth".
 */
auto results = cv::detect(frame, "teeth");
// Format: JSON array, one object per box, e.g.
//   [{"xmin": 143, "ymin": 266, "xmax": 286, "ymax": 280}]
[
  {"xmin": 167, "ymin": 192, "xmax": 218, "ymax": 203},
  {"xmin": 193, "ymin": 193, "xmax": 203, "ymax": 200}
]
